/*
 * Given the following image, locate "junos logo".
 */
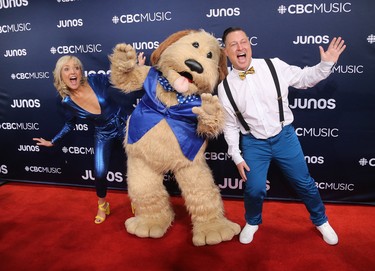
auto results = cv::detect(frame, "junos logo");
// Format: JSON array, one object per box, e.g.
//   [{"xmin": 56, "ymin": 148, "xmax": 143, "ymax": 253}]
[
  {"xmin": 50, "ymin": 44, "xmax": 102, "ymax": 54},
  {"xmin": 18, "ymin": 145, "xmax": 40, "ymax": 152},
  {"xmin": 0, "ymin": 0, "xmax": 28, "ymax": 9},
  {"xmin": 57, "ymin": 18, "xmax": 83, "ymax": 28},
  {"xmin": 278, "ymin": 3, "xmax": 352, "ymax": 15},
  {"xmin": 11, "ymin": 72, "xmax": 49, "ymax": 80},
  {"xmin": 289, "ymin": 98, "xmax": 336, "ymax": 110},
  {"xmin": 0, "ymin": 22, "xmax": 31, "ymax": 33},
  {"xmin": 305, "ymin": 155, "xmax": 324, "ymax": 164},
  {"xmin": 4, "ymin": 49, "xmax": 27, "ymax": 57},
  {"xmin": 11, "ymin": 99, "xmax": 41, "ymax": 108},
  {"xmin": 132, "ymin": 41, "xmax": 159, "ymax": 50},
  {"xmin": 219, "ymin": 178, "xmax": 271, "ymax": 191},
  {"xmin": 74, "ymin": 124, "xmax": 88, "ymax": 131},
  {"xmin": 0, "ymin": 122, "xmax": 39, "ymax": 130},
  {"xmin": 0, "ymin": 165, "xmax": 8, "ymax": 174},
  {"xmin": 206, "ymin": 7, "xmax": 240, "ymax": 18},
  {"xmin": 81, "ymin": 169, "xmax": 124, "ymax": 183},
  {"xmin": 84, "ymin": 70, "xmax": 110, "ymax": 77},
  {"xmin": 62, "ymin": 146, "xmax": 95, "ymax": 155},
  {"xmin": 293, "ymin": 35, "xmax": 330, "ymax": 45}
]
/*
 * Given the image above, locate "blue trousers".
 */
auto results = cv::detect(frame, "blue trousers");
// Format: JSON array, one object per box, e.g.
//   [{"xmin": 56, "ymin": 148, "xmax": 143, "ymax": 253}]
[
  {"xmin": 94, "ymin": 113, "xmax": 126, "ymax": 198},
  {"xmin": 241, "ymin": 124, "xmax": 327, "ymax": 226}
]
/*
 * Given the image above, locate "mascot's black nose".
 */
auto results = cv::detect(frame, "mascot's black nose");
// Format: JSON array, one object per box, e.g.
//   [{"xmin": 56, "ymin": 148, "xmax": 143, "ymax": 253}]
[{"xmin": 185, "ymin": 59, "xmax": 203, "ymax": 74}]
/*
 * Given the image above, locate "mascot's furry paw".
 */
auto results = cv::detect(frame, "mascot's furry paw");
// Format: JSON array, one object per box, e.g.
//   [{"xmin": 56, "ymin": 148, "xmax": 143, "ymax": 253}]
[
  {"xmin": 111, "ymin": 43, "xmax": 137, "ymax": 73},
  {"xmin": 192, "ymin": 218, "xmax": 241, "ymax": 246},
  {"xmin": 125, "ymin": 216, "xmax": 172, "ymax": 239},
  {"xmin": 192, "ymin": 93, "xmax": 225, "ymax": 138}
]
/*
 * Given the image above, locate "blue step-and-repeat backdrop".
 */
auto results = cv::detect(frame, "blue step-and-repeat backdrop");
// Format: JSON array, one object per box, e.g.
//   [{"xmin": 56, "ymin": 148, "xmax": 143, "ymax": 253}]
[{"xmin": 0, "ymin": 0, "xmax": 374, "ymax": 205}]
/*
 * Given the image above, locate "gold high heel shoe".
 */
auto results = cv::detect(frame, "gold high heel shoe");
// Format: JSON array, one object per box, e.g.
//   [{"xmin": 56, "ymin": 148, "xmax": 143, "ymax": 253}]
[{"xmin": 94, "ymin": 201, "xmax": 110, "ymax": 224}]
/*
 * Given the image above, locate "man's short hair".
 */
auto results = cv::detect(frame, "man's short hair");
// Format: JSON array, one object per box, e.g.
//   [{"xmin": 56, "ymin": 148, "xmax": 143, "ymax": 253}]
[{"xmin": 222, "ymin": 27, "xmax": 245, "ymax": 45}]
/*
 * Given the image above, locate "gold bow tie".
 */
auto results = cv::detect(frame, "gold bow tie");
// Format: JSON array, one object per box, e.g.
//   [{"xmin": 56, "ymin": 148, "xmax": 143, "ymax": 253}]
[{"xmin": 239, "ymin": 66, "xmax": 255, "ymax": 80}]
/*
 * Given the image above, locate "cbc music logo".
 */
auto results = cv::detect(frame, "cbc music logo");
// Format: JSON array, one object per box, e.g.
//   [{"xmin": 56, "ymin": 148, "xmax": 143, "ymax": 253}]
[
  {"xmin": 0, "ymin": 0, "xmax": 28, "ymax": 9},
  {"xmin": 277, "ymin": 2, "xmax": 352, "ymax": 15},
  {"xmin": 358, "ymin": 158, "xmax": 375, "ymax": 167},
  {"xmin": 367, "ymin": 34, "xmax": 375, "ymax": 44},
  {"xmin": 295, "ymin": 127, "xmax": 339, "ymax": 138},
  {"xmin": 24, "ymin": 166, "xmax": 62, "ymax": 174},
  {"xmin": 11, "ymin": 72, "xmax": 50, "ymax": 80},
  {"xmin": 315, "ymin": 182, "xmax": 354, "ymax": 191},
  {"xmin": 289, "ymin": 98, "xmax": 336, "ymax": 110},
  {"xmin": 332, "ymin": 64, "xmax": 364, "ymax": 74},
  {"xmin": 81, "ymin": 170, "xmax": 124, "ymax": 183},
  {"xmin": 56, "ymin": 0, "xmax": 79, "ymax": 3},
  {"xmin": 50, "ymin": 44, "xmax": 102, "ymax": 55},
  {"xmin": 204, "ymin": 152, "xmax": 231, "ymax": 161},
  {"xmin": 0, "ymin": 22, "xmax": 31, "ymax": 34},
  {"xmin": 112, "ymin": 11, "xmax": 172, "ymax": 24},
  {"xmin": 206, "ymin": 7, "xmax": 240, "ymax": 18},
  {"xmin": 62, "ymin": 146, "xmax": 95, "ymax": 155},
  {"xmin": 217, "ymin": 36, "xmax": 258, "ymax": 48},
  {"xmin": 0, "ymin": 122, "xmax": 39, "ymax": 130}
]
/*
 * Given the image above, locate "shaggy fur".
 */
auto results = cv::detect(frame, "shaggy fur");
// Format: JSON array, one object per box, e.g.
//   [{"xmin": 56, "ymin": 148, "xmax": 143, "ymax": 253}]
[{"xmin": 109, "ymin": 29, "xmax": 240, "ymax": 246}]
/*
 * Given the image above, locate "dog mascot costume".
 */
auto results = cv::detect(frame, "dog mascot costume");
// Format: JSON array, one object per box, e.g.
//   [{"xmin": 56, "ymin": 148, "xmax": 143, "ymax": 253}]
[{"xmin": 109, "ymin": 29, "xmax": 240, "ymax": 246}]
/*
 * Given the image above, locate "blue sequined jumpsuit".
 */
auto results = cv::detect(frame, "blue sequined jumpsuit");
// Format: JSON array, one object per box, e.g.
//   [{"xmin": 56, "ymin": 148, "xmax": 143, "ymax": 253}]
[{"xmin": 51, "ymin": 74, "xmax": 126, "ymax": 198}]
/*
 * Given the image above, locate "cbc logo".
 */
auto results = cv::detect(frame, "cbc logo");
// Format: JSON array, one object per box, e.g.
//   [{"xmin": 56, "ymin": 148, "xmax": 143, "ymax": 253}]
[
  {"xmin": 278, "ymin": 3, "xmax": 352, "ymax": 15},
  {"xmin": 25, "ymin": 166, "xmax": 62, "ymax": 174},
  {"xmin": 204, "ymin": 152, "xmax": 231, "ymax": 161},
  {"xmin": 62, "ymin": 146, "xmax": 95, "ymax": 155}
]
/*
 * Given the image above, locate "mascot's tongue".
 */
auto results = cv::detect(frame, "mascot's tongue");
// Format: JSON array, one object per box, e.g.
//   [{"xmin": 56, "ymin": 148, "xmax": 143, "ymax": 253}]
[{"xmin": 179, "ymin": 71, "xmax": 193, "ymax": 83}]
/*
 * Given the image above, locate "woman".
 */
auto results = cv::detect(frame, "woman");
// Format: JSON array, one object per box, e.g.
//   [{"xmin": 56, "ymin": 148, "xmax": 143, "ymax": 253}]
[{"xmin": 33, "ymin": 54, "xmax": 144, "ymax": 224}]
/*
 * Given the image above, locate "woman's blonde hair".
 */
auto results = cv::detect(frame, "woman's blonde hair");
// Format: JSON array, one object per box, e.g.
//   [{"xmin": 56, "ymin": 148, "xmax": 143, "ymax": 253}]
[{"xmin": 53, "ymin": 55, "xmax": 86, "ymax": 98}]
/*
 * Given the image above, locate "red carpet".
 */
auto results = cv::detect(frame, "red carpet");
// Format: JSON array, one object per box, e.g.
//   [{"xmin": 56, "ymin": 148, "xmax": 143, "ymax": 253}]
[{"xmin": 0, "ymin": 182, "xmax": 374, "ymax": 271}]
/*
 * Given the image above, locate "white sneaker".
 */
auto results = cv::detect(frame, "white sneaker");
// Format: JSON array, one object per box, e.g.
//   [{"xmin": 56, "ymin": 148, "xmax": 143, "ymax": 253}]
[
  {"xmin": 239, "ymin": 223, "xmax": 259, "ymax": 244},
  {"xmin": 316, "ymin": 221, "xmax": 338, "ymax": 245}
]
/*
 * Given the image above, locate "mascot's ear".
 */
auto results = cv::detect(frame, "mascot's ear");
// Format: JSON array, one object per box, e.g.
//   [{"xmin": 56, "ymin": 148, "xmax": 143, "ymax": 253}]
[
  {"xmin": 151, "ymin": 29, "xmax": 196, "ymax": 66},
  {"xmin": 218, "ymin": 48, "xmax": 228, "ymax": 82}
]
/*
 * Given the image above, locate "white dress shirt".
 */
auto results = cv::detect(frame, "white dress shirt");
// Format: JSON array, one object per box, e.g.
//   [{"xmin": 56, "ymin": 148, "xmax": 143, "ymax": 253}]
[{"xmin": 217, "ymin": 57, "xmax": 334, "ymax": 165}]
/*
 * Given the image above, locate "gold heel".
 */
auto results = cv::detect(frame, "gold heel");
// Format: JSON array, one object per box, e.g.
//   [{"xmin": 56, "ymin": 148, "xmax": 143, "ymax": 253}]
[{"xmin": 94, "ymin": 201, "xmax": 110, "ymax": 224}]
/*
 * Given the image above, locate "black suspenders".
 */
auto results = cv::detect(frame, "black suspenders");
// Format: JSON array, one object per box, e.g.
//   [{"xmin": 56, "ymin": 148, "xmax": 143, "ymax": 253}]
[{"xmin": 223, "ymin": 58, "xmax": 285, "ymax": 133}]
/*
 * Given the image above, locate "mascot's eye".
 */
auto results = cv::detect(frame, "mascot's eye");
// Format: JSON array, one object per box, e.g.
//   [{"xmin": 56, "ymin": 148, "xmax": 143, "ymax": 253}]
[
  {"xmin": 207, "ymin": 52, "xmax": 212, "ymax": 59},
  {"xmin": 192, "ymin": 42, "xmax": 199, "ymax": 48}
]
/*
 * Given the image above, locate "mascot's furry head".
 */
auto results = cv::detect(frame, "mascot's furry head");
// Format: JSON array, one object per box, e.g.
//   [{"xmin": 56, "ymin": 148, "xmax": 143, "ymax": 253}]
[
  {"xmin": 150, "ymin": 29, "xmax": 228, "ymax": 96},
  {"xmin": 109, "ymin": 29, "xmax": 240, "ymax": 246}
]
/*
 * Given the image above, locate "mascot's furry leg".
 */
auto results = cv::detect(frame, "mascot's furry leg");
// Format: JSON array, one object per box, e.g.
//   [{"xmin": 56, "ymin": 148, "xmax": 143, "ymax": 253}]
[
  {"xmin": 125, "ymin": 156, "xmax": 175, "ymax": 238},
  {"xmin": 174, "ymin": 155, "xmax": 241, "ymax": 246}
]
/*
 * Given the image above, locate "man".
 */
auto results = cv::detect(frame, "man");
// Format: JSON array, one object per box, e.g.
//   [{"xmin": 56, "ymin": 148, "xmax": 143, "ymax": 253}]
[{"xmin": 217, "ymin": 27, "xmax": 346, "ymax": 245}]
